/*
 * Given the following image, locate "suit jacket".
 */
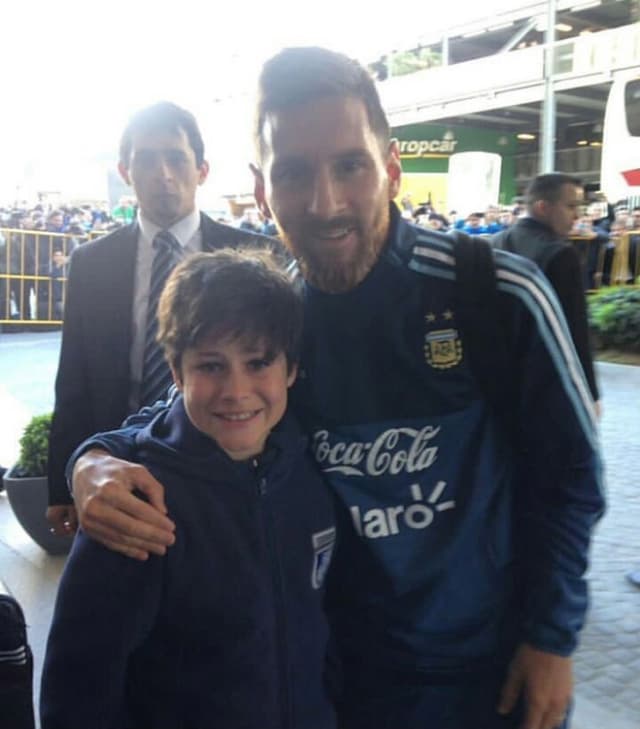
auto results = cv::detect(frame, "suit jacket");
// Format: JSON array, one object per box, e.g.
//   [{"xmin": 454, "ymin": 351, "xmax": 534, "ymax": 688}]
[
  {"xmin": 48, "ymin": 213, "xmax": 276, "ymax": 505},
  {"xmin": 492, "ymin": 217, "xmax": 599, "ymax": 402}
]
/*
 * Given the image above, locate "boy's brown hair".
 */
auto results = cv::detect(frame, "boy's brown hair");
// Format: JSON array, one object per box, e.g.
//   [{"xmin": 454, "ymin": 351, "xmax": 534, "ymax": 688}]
[{"xmin": 157, "ymin": 248, "xmax": 302, "ymax": 373}]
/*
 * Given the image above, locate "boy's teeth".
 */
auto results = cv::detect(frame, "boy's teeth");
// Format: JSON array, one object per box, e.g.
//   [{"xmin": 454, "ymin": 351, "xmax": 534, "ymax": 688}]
[{"xmin": 221, "ymin": 412, "xmax": 255, "ymax": 421}]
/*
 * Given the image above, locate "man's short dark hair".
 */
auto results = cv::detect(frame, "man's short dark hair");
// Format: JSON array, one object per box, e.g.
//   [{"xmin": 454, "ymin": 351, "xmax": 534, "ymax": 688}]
[
  {"xmin": 157, "ymin": 248, "xmax": 302, "ymax": 373},
  {"xmin": 254, "ymin": 46, "xmax": 390, "ymax": 160},
  {"xmin": 119, "ymin": 101, "xmax": 205, "ymax": 167},
  {"xmin": 525, "ymin": 173, "xmax": 582, "ymax": 209}
]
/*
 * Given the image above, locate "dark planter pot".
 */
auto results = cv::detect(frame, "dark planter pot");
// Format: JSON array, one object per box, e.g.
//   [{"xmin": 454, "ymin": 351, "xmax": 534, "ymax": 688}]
[{"xmin": 4, "ymin": 468, "xmax": 72, "ymax": 555}]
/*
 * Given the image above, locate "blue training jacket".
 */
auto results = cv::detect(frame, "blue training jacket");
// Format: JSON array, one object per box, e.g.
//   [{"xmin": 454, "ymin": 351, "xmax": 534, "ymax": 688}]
[{"xmin": 289, "ymin": 205, "xmax": 604, "ymax": 678}]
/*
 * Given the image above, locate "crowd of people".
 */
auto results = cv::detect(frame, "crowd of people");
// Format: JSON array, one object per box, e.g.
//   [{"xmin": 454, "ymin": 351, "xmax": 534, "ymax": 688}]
[
  {"xmin": 404, "ymin": 192, "xmax": 640, "ymax": 237},
  {"xmin": 400, "ymin": 196, "xmax": 520, "ymax": 234},
  {"xmin": 0, "ymin": 204, "xmax": 120, "ymax": 237},
  {"xmin": 2, "ymin": 186, "xmax": 637, "ymax": 324},
  {"xmin": 0, "ymin": 202, "xmax": 271, "ymax": 323},
  {"xmin": 0, "ymin": 204, "xmax": 125, "ymax": 322},
  {"xmin": 401, "ymin": 194, "xmax": 640, "ymax": 287}
]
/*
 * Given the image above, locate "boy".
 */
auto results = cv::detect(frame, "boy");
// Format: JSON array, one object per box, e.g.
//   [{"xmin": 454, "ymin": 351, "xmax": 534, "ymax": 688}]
[{"xmin": 41, "ymin": 249, "xmax": 336, "ymax": 729}]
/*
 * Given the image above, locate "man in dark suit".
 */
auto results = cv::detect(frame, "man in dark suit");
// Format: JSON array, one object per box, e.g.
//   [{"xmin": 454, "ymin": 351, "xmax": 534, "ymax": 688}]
[
  {"xmin": 47, "ymin": 101, "xmax": 270, "ymax": 535},
  {"xmin": 492, "ymin": 173, "xmax": 600, "ymax": 414}
]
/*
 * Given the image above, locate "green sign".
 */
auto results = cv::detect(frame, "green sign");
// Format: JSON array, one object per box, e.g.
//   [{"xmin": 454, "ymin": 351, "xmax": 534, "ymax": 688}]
[{"xmin": 393, "ymin": 121, "xmax": 518, "ymax": 204}]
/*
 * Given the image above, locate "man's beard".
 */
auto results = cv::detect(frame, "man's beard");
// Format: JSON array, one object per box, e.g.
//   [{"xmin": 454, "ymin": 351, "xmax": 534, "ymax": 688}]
[
  {"xmin": 277, "ymin": 206, "xmax": 390, "ymax": 294},
  {"xmin": 290, "ymin": 237, "xmax": 380, "ymax": 293}
]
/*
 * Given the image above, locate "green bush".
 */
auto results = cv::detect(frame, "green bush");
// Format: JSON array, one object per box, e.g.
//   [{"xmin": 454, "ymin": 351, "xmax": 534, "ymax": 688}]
[
  {"xmin": 14, "ymin": 413, "xmax": 52, "ymax": 477},
  {"xmin": 588, "ymin": 287, "xmax": 640, "ymax": 351},
  {"xmin": 390, "ymin": 48, "xmax": 442, "ymax": 76}
]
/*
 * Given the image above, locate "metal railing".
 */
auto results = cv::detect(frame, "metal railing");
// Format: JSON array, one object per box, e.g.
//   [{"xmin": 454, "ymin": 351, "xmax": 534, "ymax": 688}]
[
  {"xmin": 0, "ymin": 228, "xmax": 105, "ymax": 327},
  {"xmin": 569, "ymin": 230, "xmax": 640, "ymax": 290},
  {"xmin": 607, "ymin": 230, "xmax": 640, "ymax": 286}
]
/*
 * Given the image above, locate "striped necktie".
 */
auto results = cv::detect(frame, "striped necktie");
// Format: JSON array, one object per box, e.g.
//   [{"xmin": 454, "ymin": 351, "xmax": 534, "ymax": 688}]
[{"xmin": 139, "ymin": 231, "xmax": 181, "ymax": 407}]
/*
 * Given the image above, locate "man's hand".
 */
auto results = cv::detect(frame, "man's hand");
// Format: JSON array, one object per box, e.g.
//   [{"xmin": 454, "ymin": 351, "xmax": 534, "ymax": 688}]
[
  {"xmin": 46, "ymin": 504, "xmax": 78, "ymax": 536},
  {"xmin": 498, "ymin": 643, "xmax": 573, "ymax": 729},
  {"xmin": 72, "ymin": 448, "xmax": 176, "ymax": 561}
]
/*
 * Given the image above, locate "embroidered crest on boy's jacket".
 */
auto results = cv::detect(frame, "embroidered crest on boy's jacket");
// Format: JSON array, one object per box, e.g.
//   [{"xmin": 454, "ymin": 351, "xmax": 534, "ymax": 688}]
[{"xmin": 311, "ymin": 527, "xmax": 336, "ymax": 589}]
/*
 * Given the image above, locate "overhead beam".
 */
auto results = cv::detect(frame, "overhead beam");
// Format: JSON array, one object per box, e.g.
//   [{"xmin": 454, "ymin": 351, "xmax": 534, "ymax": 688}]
[
  {"xmin": 505, "ymin": 104, "xmax": 579, "ymax": 119},
  {"xmin": 555, "ymin": 91, "xmax": 608, "ymax": 110},
  {"xmin": 462, "ymin": 113, "xmax": 533, "ymax": 126},
  {"xmin": 500, "ymin": 17, "xmax": 539, "ymax": 52}
]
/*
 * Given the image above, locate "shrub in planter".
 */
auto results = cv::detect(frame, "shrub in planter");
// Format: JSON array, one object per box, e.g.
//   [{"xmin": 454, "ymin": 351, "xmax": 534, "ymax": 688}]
[
  {"xmin": 4, "ymin": 413, "xmax": 71, "ymax": 555},
  {"xmin": 588, "ymin": 287, "xmax": 640, "ymax": 352},
  {"xmin": 11, "ymin": 413, "xmax": 51, "ymax": 477}
]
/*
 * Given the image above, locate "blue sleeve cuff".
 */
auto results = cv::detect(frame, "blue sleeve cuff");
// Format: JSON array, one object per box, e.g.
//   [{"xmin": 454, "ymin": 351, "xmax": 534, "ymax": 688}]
[{"xmin": 64, "ymin": 400, "xmax": 172, "ymax": 495}]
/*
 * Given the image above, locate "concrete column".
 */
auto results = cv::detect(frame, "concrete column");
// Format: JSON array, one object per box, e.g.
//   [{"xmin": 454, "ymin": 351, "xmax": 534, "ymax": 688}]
[{"xmin": 540, "ymin": 0, "xmax": 557, "ymax": 173}]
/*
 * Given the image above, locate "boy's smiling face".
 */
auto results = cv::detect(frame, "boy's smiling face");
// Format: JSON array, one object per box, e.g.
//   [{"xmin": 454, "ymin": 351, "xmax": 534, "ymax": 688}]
[{"xmin": 171, "ymin": 334, "xmax": 296, "ymax": 461}]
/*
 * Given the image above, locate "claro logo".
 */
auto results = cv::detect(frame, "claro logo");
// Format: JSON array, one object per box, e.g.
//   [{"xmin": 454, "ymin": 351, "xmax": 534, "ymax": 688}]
[{"xmin": 350, "ymin": 482, "xmax": 456, "ymax": 540}]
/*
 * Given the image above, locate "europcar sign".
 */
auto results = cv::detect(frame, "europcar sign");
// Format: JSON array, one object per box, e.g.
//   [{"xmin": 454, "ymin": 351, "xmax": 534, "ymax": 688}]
[{"xmin": 398, "ymin": 134, "xmax": 459, "ymax": 158}]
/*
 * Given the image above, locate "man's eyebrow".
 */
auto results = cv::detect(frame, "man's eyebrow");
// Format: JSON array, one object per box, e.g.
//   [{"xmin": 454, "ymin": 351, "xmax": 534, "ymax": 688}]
[
  {"xmin": 333, "ymin": 148, "xmax": 371, "ymax": 159},
  {"xmin": 272, "ymin": 156, "xmax": 307, "ymax": 168}
]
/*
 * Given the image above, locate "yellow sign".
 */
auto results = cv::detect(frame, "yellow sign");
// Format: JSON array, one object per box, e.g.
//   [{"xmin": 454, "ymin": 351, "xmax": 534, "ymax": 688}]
[{"xmin": 396, "ymin": 173, "xmax": 447, "ymax": 214}]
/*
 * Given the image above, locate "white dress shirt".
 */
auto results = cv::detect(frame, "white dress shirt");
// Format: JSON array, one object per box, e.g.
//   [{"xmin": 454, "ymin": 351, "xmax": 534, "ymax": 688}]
[{"xmin": 129, "ymin": 208, "xmax": 202, "ymax": 410}]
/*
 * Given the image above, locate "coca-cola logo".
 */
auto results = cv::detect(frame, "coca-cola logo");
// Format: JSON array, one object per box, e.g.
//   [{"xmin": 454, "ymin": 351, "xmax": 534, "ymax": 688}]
[{"xmin": 312, "ymin": 426, "xmax": 440, "ymax": 477}]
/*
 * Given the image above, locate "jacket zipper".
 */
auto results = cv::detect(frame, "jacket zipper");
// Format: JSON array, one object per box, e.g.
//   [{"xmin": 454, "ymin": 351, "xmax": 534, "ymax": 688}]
[{"xmin": 254, "ymin": 462, "xmax": 293, "ymax": 728}]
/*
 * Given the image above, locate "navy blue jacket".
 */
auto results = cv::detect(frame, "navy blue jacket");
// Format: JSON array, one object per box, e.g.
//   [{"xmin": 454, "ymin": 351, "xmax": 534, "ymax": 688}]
[{"xmin": 42, "ymin": 397, "xmax": 336, "ymax": 729}]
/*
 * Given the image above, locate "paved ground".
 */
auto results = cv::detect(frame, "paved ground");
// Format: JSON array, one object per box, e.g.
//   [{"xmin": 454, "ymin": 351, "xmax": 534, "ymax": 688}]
[
  {"xmin": 571, "ymin": 361, "xmax": 640, "ymax": 729},
  {"xmin": 0, "ymin": 331, "xmax": 638, "ymax": 728}
]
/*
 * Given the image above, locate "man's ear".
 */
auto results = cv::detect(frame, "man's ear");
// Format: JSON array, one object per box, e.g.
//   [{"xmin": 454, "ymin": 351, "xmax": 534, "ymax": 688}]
[
  {"xmin": 532, "ymin": 199, "xmax": 548, "ymax": 219},
  {"xmin": 198, "ymin": 160, "xmax": 210, "ymax": 186},
  {"xmin": 386, "ymin": 139, "xmax": 402, "ymax": 200},
  {"xmin": 250, "ymin": 163, "xmax": 272, "ymax": 219},
  {"xmin": 118, "ymin": 161, "xmax": 131, "ymax": 186}
]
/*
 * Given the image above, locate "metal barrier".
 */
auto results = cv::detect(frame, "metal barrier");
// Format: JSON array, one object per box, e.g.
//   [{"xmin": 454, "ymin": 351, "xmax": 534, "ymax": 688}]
[
  {"xmin": 0, "ymin": 228, "xmax": 104, "ymax": 327},
  {"xmin": 569, "ymin": 230, "xmax": 639, "ymax": 290},
  {"xmin": 607, "ymin": 231, "xmax": 640, "ymax": 286}
]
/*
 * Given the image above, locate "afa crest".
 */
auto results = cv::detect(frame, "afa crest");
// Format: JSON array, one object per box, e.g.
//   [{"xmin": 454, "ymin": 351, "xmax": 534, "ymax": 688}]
[{"xmin": 424, "ymin": 328, "xmax": 463, "ymax": 369}]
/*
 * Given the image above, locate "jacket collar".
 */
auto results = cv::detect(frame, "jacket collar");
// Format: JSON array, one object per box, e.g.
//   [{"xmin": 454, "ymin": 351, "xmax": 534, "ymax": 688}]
[{"xmin": 516, "ymin": 216, "xmax": 556, "ymax": 239}]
